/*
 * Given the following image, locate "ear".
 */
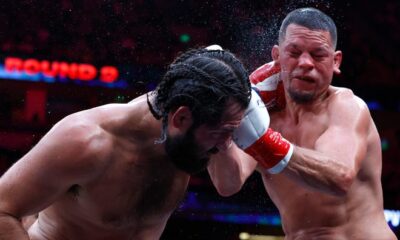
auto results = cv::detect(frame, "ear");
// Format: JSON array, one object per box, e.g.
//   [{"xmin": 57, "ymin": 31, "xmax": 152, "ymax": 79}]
[
  {"xmin": 271, "ymin": 45, "xmax": 280, "ymax": 62},
  {"xmin": 169, "ymin": 106, "xmax": 193, "ymax": 134},
  {"xmin": 333, "ymin": 50, "xmax": 343, "ymax": 75}
]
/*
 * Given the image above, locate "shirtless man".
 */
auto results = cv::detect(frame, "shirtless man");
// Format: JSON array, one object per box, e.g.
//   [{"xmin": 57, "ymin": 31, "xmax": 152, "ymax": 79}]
[
  {"xmin": 0, "ymin": 46, "xmax": 251, "ymax": 240},
  {"xmin": 208, "ymin": 8, "xmax": 397, "ymax": 239}
]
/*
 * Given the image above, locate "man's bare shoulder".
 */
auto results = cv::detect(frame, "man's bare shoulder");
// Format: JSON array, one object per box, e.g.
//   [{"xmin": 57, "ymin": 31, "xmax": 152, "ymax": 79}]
[
  {"xmin": 327, "ymin": 86, "xmax": 372, "ymax": 131},
  {"xmin": 44, "ymin": 110, "xmax": 115, "ymax": 174},
  {"xmin": 51, "ymin": 96, "xmax": 156, "ymax": 160},
  {"xmin": 329, "ymin": 86, "xmax": 369, "ymax": 112}
]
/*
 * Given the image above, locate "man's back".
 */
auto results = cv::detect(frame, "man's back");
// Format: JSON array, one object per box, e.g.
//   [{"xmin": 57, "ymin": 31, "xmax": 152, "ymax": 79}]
[
  {"xmin": 20, "ymin": 95, "xmax": 190, "ymax": 240},
  {"xmin": 0, "ymin": 46, "xmax": 252, "ymax": 240},
  {"xmin": 263, "ymin": 87, "xmax": 394, "ymax": 239}
]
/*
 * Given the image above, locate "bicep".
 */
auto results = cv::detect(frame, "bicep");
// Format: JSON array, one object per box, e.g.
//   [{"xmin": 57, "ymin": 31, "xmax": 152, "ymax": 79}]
[
  {"xmin": 315, "ymin": 98, "xmax": 370, "ymax": 173},
  {"xmin": 208, "ymin": 145, "xmax": 257, "ymax": 195},
  {"xmin": 0, "ymin": 147, "xmax": 72, "ymax": 217},
  {"xmin": 0, "ymin": 121, "xmax": 103, "ymax": 217},
  {"xmin": 209, "ymin": 145, "xmax": 257, "ymax": 178}
]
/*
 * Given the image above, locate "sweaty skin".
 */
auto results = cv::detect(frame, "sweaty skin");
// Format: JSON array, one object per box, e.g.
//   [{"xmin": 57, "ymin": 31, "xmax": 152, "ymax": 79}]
[
  {"xmin": 209, "ymin": 23, "xmax": 397, "ymax": 240},
  {"xmin": 0, "ymin": 94, "xmax": 244, "ymax": 240},
  {"xmin": 265, "ymin": 86, "xmax": 393, "ymax": 239},
  {"xmin": 0, "ymin": 95, "xmax": 189, "ymax": 240}
]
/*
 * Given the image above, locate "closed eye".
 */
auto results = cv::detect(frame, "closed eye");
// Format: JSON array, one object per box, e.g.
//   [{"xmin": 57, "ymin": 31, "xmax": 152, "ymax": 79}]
[
  {"xmin": 289, "ymin": 51, "xmax": 301, "ymax": 58},
  {"xmin": 210, "ymin": 129, "xmax": 235, "ymax": 138}
]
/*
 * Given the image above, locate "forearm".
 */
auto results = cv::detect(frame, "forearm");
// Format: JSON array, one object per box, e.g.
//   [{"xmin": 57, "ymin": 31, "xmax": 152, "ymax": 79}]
[
  {"xmin": 208, "ymin": 146, "xmax": 256, "ymax": 196},
  {"xmin": 0, "ymin": 213, "xmax": 30, "ymax": 240},
  {"xmin": 283, "ymin": 146, "xmax": 353, "ymax": 196},
  {"xmin": 234, "ymin": 111, "xmax": 352, "ymax": 195}
]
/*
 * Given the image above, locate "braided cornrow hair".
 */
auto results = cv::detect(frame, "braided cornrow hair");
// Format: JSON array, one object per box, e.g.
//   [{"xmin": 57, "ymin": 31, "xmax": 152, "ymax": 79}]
[{"xmin": 148, "ymin": 46, "xmax": 251, "ymax": 143}]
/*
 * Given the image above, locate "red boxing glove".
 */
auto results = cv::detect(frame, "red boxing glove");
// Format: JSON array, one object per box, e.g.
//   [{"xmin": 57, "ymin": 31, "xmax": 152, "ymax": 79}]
[
  {"xmin": 234, "ymin": 89, "xmax": 293, "ymax": 174},
  {"xmin": 250, "ymin": 61, "xmax": 286, "ymax": 111},
  {"xmin": 244, "ymin": 128, "xmax": 293, "ymax": 174}
]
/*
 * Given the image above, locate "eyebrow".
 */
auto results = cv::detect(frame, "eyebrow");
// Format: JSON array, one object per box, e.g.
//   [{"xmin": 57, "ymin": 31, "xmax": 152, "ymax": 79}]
[
  {"xmin": 313, "ymin": 46, "xmax": 330, "ymax": 52},
  {"xmin": 287, "ymin": 45, "xmax": 332, "ymax": 56},
  {"xmin": 221, "ymin": 126, "xmax": 237, "ymax": 131},
  {"xmin": 286, "ymin": 43, "xmax": 299, "ymax": 50},
  {"xmin": 211, "ymin": 124, "xmax": 239, "ymax": 132}
]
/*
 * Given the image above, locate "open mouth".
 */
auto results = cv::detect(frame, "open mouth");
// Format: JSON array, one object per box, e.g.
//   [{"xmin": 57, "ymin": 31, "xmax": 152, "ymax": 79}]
[
  {"xmin": 292, "ymin": 76, "xmax": 316, "ymax": 91},
  {"xmin": 296, "ymin": 76, "xmax": 314, "ymax": 83}
]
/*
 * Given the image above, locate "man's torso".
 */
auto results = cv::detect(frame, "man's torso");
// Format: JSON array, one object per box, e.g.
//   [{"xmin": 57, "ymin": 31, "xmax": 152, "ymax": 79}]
[
  {"xmin": 29, "ymin": 95, "xmax": 190, "ymax": 240},
  {"xmin": 262, "ymin": 87, "xmax": 395, "ymax": 239}
]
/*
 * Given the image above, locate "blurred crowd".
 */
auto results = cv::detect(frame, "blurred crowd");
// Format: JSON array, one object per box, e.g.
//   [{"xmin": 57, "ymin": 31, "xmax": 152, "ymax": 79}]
[
  {"xmin": 0, "ymin": 0, "xmax": 399, "ymax": 211},
  {"xmin": 1, "ymin": 0, "xmax": 399, "ymax": 79}
]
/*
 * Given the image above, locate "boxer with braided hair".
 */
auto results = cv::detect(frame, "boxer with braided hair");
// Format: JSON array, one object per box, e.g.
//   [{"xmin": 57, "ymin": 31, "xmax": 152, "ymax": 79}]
[
  {"xmin": 150, "ymin": 47, "xmax": 250, "ymax": 142},
  {"xmin": 0, "ymin": 46, "xmax": 251, "ymax": 240}
]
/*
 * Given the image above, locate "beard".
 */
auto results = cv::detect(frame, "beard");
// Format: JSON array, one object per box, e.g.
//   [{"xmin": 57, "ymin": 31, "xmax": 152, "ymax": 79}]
[
  {"xmin": 288, "ymin": 86, "xmax": 315, "ymax": 104},
  {"xmin": 165, "ymin": 127, "xmax": 215, "ymax": 175},
  {"xmin": 282, "ymin": 70, "xmax": 316, "ymax": 104}
]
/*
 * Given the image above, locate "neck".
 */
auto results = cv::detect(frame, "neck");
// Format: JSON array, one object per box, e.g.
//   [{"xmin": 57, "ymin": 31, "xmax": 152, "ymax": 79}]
[
  {"xmin": 284, "ymin": 88, "xmax": 331, "ymax": 119},
  {"xmin": 146, "ymin": 92, "xmax": 161, "ymax": 120},
  {"xmin": 108, "ymin": 94, "xmax": 163, "ymax": 142}
]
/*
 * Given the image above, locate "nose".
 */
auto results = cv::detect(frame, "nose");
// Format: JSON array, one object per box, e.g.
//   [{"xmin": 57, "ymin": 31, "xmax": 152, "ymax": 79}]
[
  {"xmin": 298, "ymin": 52, "xmax": 314, "ymax": 70},
  {"xmin": 216, "ymin": 134, "xmax": 233, "ymax": 151}
]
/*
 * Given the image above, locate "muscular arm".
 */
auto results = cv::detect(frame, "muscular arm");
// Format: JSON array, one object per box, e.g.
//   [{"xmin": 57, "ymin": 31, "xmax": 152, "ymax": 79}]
[
  {"xmin": 208, "ymin": 144, "xmax": 258, "ymax": 196},
  {"xmin": 282, "ymin": 92, "xmax": 371, "ymax": 196},
  {"xmin": 0, "ymin": 115, "xmax": 108, "ymax": 239}
]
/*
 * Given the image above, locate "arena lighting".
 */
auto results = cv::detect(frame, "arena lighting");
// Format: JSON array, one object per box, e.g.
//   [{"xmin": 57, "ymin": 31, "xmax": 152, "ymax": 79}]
[
  {"xmin": 208, "ymin": 211, "xmax": 400, "ymax": 229},
  {"xmin": 366, "ymin": 100, "xmax": 382, "ymax": 110},
  {"xmin": 212, "ymin": 213, "xmax": 281, "ymax": 226},
  {"xmin": 385, "ymin": 209, "xmax": 400, "ymax": 228},
  {"xmin": 381, "ymin": 138, "xmax": 389, "ymax": 151},
  {"xmin": 179, "ymin": 33, "xmax": 191, "ymax": 43},
  {"xmin": 4, "ymin": 57, "xmax": 119, "ymax": 83},
  {"xmin": 179, "ymin": 192, "xmax": 400, "ymax": 229},
  {"xmin": 239, "ymin": 232, "xmax": 284, "ymax": 240}
]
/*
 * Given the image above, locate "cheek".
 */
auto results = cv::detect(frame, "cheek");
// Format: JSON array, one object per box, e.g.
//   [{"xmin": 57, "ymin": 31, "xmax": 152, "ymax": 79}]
[
  {"xmin": 316, "ymin": 63, "xmax": 334, "ymax": 80},
  {"xmin": 280, "ymin": 58, "xmax": 297, "ymax": 73},
  {"xmin": 280, "ymin": 69, "xmax": 292, "ymax": 85},
  {"xmin": 195, "ymin": 132, "xmax": 216, "ymax": 150}
]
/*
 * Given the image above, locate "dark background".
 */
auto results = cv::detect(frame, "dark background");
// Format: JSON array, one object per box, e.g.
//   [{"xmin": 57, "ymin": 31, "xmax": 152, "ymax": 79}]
[{"xmin": 0, "ymin": 0, "xmax": 399, "ymax": 239}]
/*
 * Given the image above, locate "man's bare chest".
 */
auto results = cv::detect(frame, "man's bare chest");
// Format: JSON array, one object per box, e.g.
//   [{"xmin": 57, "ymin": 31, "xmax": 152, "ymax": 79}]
[
  {"xmin": 270, "ymin": 112, "xmax": 329, "ymax": 148},
  {"xmin": 70, "ymin": 156, "xmax": 190, "ymax": 228}
]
